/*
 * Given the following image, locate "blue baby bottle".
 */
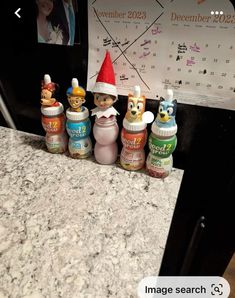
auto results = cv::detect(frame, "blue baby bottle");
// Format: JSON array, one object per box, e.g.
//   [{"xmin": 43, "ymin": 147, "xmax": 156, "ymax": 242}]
[{"xmin": 66, "ymin": 78, "xmax": 92, "ymax": 158}]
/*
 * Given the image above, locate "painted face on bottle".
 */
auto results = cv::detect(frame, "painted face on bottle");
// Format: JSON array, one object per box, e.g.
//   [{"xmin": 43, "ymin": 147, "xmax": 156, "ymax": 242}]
[
  {"xmin": 68, "ymin": 95, "xmax": 85, "ymax": 109},
  {"xmin": 125, "ymin": 94, "xmax": 146, "ymax": 122},
  {"xmin": 157, "ymin": 98, "xmax": 177, "ymax": 123},
  {"xmin": 36, "ymin": 0, "xmax": 54, "ymax": 17},
  {"xmin": 41, "ymin": 88, "xmax": 52, "ymax": 99},
  {"xmin": 41, "ymin": 88, "xmax": 56, "ymax": 106},
  {"xmin": 94, "ymin": 93, "xmax": 116, "ymax": 109}
]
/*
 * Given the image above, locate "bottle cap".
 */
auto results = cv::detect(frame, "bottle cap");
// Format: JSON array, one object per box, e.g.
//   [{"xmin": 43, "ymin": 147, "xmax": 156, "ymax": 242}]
[
  {"xmin": 133, "ymin": 85, "xmax": 141, "ymax": 97},
  {"xmin": 151, "ymin": 121, "xmax": 177, "ymax": 137},
  {"xmin": 123, "ymin": 117, "xmax": 146, "ymax": 131},
  {"xmin": 72, "ymin": 78, "xmax": 79, "ymax": 88},
  {"xmin": 44, "ymin": 74, "xmax": 51, "ymax": 84},
  {"xmin": 41, "ymin": 102, "xmax": 64, "ymax": 116},
  {"xmin": 66, "ymin": 107, "xmax": 89, "ymax": 121},
  {"xmin": 165, "ymin": 89, "xmax": 174, "ymax": 102}
]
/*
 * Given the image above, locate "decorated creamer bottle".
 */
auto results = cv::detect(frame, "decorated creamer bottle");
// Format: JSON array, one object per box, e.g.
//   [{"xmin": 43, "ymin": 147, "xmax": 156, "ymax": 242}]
[
  {"xmin": 91, "ymin": 51, "xmax": 119, "ymax": 164},
  {"xmin": 41, "ymin": 74, "xmax": 67, "ymax": 153},
  {"xmin": 66, "ymin": 78, "xmax": 92, "ymax": 158},
  {"xmin": 146, "ymin": 89, "xmax": 177, "ymax": 178},
  {"xmin": 120, "ymin": 86, "xmax": 147, "ymax": 171}
]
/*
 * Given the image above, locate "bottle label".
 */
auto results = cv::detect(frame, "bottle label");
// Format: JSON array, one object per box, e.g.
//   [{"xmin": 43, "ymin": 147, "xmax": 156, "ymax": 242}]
[
  {"xmin": 149, "ymin": 134, "xmax": 177, "ymax": 158},
  {"xmin": 69, "ymin": 137, "xmax": 92, "ymax": 158},
  {"xmin": 66, "ymin": 119, "xmax": 91, "ymax": 139},
  {"xmin": 45, "ymin": 133, "xmax": 67, "ymax": 153},
  {"xmin": 121, "ymin": 128, "xmax": 147, "ymax": 151},
  {"xmin": 120, "ymin": 148, "xmax": 145, "ymax": 170},
  {"xmin": 42, "ymin": 114, "xmax": 65, "ymax": 134},
  {"xmin": 146, "ymin": 154, "xmax": 172, "ymax": 178}
]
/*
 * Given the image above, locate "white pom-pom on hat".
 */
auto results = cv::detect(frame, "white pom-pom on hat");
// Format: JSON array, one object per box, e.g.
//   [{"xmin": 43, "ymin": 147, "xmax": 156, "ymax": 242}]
[{"xmin": 133, "ymin": 85, "xmax": 141, "ymax": 97}]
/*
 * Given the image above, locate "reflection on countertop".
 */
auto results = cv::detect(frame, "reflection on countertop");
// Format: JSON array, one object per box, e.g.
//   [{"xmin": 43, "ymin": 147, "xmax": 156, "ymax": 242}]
[{"xmin": 0, "ymin": 126, "xmax": 183, "ymax": 298}]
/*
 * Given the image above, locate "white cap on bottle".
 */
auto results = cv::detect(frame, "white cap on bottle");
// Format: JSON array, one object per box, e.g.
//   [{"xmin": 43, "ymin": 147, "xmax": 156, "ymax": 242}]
[
  {"xmin": 133, "ymin": 85, "xmax": 141, "ymax": 97},
  {"xmin": 165, "ymin": 89, "xmax": 173, "ymax": 102},
  {"xmin": 44, "ymin": 74, "xmax": 51, "ymax": 84},
  {"xmin": 72, "ymin": 78, "xmax": 79, "ymax": 88},
  {"xmin": 66, "ymin": 107, "xmax": 89, "ymax": 121},
  {"xmin": 123, "ymin": 118, "xmax": 146, "ymax": 131},
  {"xmin": 151, "ymin": 121, "xmax": 177, "ymax": 137},
  {"xmin": 41, "ymin": 102, "xmax": 64, "ymax": 116}
]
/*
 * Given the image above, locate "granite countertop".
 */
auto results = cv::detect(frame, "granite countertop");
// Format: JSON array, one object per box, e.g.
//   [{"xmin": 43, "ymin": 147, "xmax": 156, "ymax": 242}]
[{"xmin": 0, "ymin": 127, "xmax": 183, "ymax": 298}]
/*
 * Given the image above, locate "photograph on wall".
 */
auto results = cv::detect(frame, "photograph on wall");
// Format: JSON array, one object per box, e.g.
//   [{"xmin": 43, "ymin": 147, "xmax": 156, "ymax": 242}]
[{"xmin": 36, "ymin": 0, "xmax": 80, "ymax": 46}]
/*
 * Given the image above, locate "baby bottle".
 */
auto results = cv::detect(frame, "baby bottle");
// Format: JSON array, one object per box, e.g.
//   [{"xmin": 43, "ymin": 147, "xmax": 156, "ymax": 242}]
[
  {"xmin": 91, "ymin": 50, "xmax": 119, "ymax": 165},
  {"xmin": 120, "ymin": 86, "xmax": 147, "ymax": 171},
  {"xmin": 66, "ymin": 78, "xmax": 92, "ymax": 158},
  {"xmin": 93, "ymin": 116, "xmax": 119, "ymax": 164},
  {"xmin": 146, "ymin": 89, "xmax": 177, "ymax": 178},
  {"xmin": 41, "ymin": 74, "xmax": 67, "ymax": 153}
]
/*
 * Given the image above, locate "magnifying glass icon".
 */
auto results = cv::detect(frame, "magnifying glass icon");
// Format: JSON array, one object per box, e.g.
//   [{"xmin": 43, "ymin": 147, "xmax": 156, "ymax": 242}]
[{"xmin": 214, "ymin": 286, "xmax": 220, "ymax": 294}]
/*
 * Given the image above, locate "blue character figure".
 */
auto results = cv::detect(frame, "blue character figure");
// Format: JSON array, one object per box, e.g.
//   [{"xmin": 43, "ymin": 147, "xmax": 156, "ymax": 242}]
[{"xmin": 155, "ymin": 89, "xmax": 177, "ymax": 129}]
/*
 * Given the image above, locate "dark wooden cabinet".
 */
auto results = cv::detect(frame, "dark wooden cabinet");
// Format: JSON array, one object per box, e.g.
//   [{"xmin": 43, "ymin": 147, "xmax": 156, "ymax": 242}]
[{"xmin": 160, "ymin": 106, "xmax": 235, "ymax": 275}]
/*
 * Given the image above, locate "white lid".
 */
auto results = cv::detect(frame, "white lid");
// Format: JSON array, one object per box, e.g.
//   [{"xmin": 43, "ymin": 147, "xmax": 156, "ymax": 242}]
[
  {"xmin": 41, "ymin": 102, "xmax": 64, "ymax": 116},
  {"xmin": 66, "ymin": 107, "xmax": 89, "ymax": 121},
  {"xmin": 165, "ymin": 89, "xmax": 173, "ymax": 102},
  {"xmin": 72, "ymin": 78, "xmax": 79, "ymax": 88},
  {"xmin": 151, "ymin": 121, "xmax": 177, "ymax": 137},
  {"xmin": 133, "ymin": 85, "xmax": 141, "ymax": 97},
  {"xmin": 44, "ymin": 74, "xmax": 51, "ymax": 84},
  {"xmin": 123, "ymin": 117, "xmax": 146, "ymax": 131}
]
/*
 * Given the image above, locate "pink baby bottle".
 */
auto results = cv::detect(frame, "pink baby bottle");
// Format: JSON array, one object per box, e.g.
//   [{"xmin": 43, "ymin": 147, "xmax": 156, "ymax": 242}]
[
  {"xmin": 93, "ymin": 116, "xmax": 119, "ymax": 164},
  {"xmin": 91, "ymin": 51, "xmax": 119, "ymax": 164}
]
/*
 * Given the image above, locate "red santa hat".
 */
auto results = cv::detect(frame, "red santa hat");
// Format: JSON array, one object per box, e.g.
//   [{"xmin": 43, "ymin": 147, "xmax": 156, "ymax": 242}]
[{"xmin": 93, "ymin": 51, "xmax": 117, "ymax": 98}]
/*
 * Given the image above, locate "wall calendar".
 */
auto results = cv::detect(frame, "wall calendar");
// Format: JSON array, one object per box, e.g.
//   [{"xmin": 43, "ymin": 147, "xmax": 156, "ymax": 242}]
[{"xmin": 87, "ymin": 0, "xmax": 235, "ymax": 110}]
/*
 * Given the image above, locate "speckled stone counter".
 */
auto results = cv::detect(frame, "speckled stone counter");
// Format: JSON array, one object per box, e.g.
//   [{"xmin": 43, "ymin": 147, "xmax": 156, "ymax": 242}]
[{"xmin": 0, "ymin": 127, "xmax": 183, "ymax": 298}]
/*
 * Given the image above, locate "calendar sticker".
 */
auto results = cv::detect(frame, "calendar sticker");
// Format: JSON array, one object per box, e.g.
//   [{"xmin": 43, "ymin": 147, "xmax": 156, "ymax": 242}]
[{"xmin": 87, "ymin": 0, "xmax": 235, "ymax": 110}]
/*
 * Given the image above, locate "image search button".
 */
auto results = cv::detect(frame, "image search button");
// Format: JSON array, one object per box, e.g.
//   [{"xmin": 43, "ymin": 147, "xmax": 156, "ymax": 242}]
[
  {"xmin": 211, "ymin": 283, "xmax": 223, "ymax": 296},
  {"xmin": 138, "ymin": 276, "xmax": 230, "ymax": 297}
]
